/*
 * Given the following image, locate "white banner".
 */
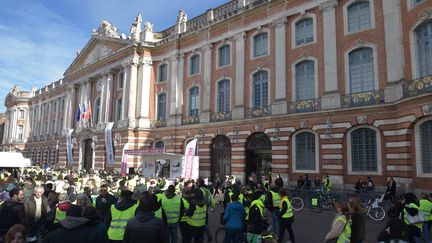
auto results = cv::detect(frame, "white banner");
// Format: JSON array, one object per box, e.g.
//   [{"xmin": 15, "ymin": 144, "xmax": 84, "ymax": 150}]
[
  {"xmin": 66, "ymin": 129, "xmax": 74, "ymax": 165},
  {"xmin": 170, "ymin": 159, "xmax": 182, "ymax": 178},
  {"xmin": 183, "ymin": 139, "xmax": 198, "ymax": 179},
  {"xmin": 142, "ymin": 160, "xmax": 156, "ymax": 178},
  {"xmin": 105, "ymin": 122, "xmax": 115, "ymax": 165}
]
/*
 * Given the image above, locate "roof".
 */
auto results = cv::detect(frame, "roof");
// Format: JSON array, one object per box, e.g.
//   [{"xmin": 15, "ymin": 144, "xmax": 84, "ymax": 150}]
[{"xmin": 0, "ymin": 152, "xmax": 32, "ymax": 168}]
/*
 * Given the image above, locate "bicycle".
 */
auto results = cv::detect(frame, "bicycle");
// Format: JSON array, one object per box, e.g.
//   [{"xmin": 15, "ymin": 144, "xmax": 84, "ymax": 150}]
[
  {"xmin": 291, "ymin": 196, "xmax": 304, "ymax": 211},
  {"xmin": 309, "ymin": 190, "xmax": 336, "ymax": 213},
  {"xmin": 365, "ymin": 194, "xmax": 386, "ymax": 221}
]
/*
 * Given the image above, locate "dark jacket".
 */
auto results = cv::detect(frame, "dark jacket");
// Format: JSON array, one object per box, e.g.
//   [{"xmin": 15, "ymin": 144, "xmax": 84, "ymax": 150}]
[
  {"xmin": 104, "ymin": 199, "xmax": 136, "ymax": 228},
  {"xmin": 95, "ymin": 193, "xmax": 117, "ymax": 219},
  {"xmin": 42, "ymin": 216, "xmax": 108, "ymax": 243},
  {"xmin": 350, "ymin": 212, "xmax": 366, "ymax": 242},
  {"xmin": 0, "ymin": 199, "xmax": 26, "ymax": 235},
  {"xmin": 24, "ymin": 195, "xmax": 49, "ymax": 227},
  {"xmin": 248, "ymin": 203, "xmax": 265, "ymax": 234},
  {"xmin": 123, "ymin": 211, "xmax": 168, "ymax": 243}
]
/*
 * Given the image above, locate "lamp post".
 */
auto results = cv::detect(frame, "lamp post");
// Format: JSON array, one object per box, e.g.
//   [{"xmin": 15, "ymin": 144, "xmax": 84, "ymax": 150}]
[{"xmin": 324, "ymin": 117, "xmax": 333, "ymax": 140}]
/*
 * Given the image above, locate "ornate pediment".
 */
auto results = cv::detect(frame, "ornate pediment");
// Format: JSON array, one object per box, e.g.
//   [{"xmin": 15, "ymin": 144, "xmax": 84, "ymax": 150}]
[{"xmin": 82, "ymin": 44, "xmax": 114, "ymax": 65}]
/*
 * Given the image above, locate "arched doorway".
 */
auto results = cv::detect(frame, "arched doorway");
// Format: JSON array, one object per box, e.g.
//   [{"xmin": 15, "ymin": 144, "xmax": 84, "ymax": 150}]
[
  {"xmin": 83, "ymin": 139, "xmax": 93, "ymax": 171},
  {"xmin": 246, "ymin": 132, "xmax": 272, "ymax": 184},
  {"xmin": 211, "ymin": 135, "xmax": 231, "ymax": 183}
]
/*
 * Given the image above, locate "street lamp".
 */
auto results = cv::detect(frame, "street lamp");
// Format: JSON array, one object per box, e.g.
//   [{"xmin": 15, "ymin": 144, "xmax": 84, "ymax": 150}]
[{"xmin": 324, "ymin": 117, "xmax": 333, "ymax": 140}]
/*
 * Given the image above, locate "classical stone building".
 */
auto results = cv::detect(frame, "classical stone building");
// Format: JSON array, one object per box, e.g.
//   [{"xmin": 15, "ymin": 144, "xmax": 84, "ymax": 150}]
[{"xmin": 3, "ymin": 0, "xmax": 432, "ymax": 190}]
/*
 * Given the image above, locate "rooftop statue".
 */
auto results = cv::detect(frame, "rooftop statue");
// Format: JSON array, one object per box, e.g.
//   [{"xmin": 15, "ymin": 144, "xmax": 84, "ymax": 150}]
[
  {"xmin": 130, "ymin": 14, "xmax": 142, "ymax": 42},
  {"xmin": 94, "ymin": 20, "xmax": 120, "ymax": 38}
]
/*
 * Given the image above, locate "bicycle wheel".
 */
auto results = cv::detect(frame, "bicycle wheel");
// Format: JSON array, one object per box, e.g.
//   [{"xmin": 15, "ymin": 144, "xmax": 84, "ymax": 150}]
[
  {"xmin": 215, "ymin": 227, "xmax": 226, "ymax": 243},
  {"xmin": 368, "ymin": 206, "xmax": 386, "ymax": 221},
  {"xmin": 291, "ymin": 197, "xmax": 304, "ymax": 211}
]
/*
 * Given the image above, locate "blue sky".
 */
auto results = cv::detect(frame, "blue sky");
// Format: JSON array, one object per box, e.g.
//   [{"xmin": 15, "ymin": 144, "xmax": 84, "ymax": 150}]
[{"xmin": 0, "ymin": 0, "xmax": 227, "ymax": 111}]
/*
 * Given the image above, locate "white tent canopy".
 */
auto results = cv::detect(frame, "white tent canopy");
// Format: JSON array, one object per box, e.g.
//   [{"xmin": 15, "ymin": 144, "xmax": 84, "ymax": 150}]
[{"xmin": 0, "ymin": 152, "xmax": 32, "ymax": 168}]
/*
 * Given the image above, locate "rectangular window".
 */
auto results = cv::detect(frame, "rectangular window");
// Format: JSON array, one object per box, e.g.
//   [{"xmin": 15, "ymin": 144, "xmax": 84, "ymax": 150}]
[
  {"xmin": 218, "ymin": 45, "xmax": 230, "ymax": 67},
  {"xmin": 58, "ymin": 118, "xmax": 63, "ymax": 133},
  {"xmin": 158, "ymin": 64, "xmax": 168, "ymax": 82},
  {"xmin": 253, "ymin": 33, "xmax": 268, "ymax": 57},
  {"xmin": 189, "ymin": 55, "xmax": 200, "ymax": 75},
  {"xmin": 118, "ymin": 72, "xmax": 124, "ymax": 89},
  {"xmin": 348, "ymin": 2, "xmax": 371, "ymax": 33},
  {"xmin": 19, "ymin": 110, "xmax": 25, "ymax": 119},
  {"xmin": 351, "ymin": 128, "xmax": 378, "ymax": 172},
  {"xmin": 295, "ymin": 18, "xmax": 314, "ymax": 46},
  {"xmin": 295, "ymin": 132, "xmax": 316, "ymax": 170},
  {"xmin": 349, "ymin": 48, "xmax": 375, "ymax": 93},
  {"xmin": 217, "ymin": 80, "xmax": 230, "ymax": 113},
  {"xmin": 296, "ymin": 60, "xmax": 315, "ymax": 101},
  {"xmin": 17, "ymin": 125, "xmax": 23, "ymax": 141}
]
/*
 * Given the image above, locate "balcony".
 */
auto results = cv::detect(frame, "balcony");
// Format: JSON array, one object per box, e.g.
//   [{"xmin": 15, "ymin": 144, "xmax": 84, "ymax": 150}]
[
  {"xmin": 403, "ymin": 75, "xmax": 432, "ymax": 98},
  {"xmin": 341, "ymin": 90, "xmax": 384, "ymax": 108},
  {"xmin": 210, "ymin": 111, "xmax": 232, "ymax": 122},
  {"xmin": 150, "ymin": 119, "xmax": 167, "ymax": 128},
  {"xmin": 245, "ymin": 106, "xmax": 272, "ymax": 118},
  {"xmin": 288, "ymin": 98, "xmax": 321, "ymax": 113},
  {"xmin": 181, "ymin": 116, "xmax": 200, "ymax": 125}
]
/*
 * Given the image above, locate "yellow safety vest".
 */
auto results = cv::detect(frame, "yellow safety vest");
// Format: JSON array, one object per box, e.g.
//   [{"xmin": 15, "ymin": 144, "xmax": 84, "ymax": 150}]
[
  {"xmin": 154, "ymin": 193, "xmax": 164, "ymax": 219},
  {"xmin": 54, "ymin": 209, "xmax": 66, "ymax": 223},
  {"xmin": 335, "ymin": 215, "xmax": 351, "ymax": 243},
  {"xmin": 404, "ymin": 203, "xmax": 423, "ymax": 229},
  {"xmin": 279, "ymin": 197, "xmax": 293, "ymax": 218},
  {"xmin": 246, "ymin": 199, "xmax": 264, "ymax": 221},
  {"xmin": 162, "ymin": 195, "xmax": 181, "ymax": 224},
  {"xmin": 228, "ymin": 192, "xmax": 245, "ymax": 205},
  {"xmin": 419, "ymin": 199, "xmax": 432, "ymax": 221},
  {"xmin": 270, "ymin": 191, "xmax": 281, "ymax": 208},
  {"xmin": 180, "ymin": 198, "xmax": 189, "ymax": 222},
  {"xmin": 108, "ymin": 204, "xmax": 138, "ymax": 241},
  {"xmin": 200, "ymin": 187, "xmax": 215, "ymax": 207},
  {"xmin": 187, "ymin": 204, "xmax": 207, "ymax": 227}
]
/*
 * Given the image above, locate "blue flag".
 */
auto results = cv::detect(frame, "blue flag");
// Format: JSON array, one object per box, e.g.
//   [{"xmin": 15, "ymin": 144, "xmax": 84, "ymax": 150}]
[{"xmin": 75, "ymin": 103, "xmax": 81, "ymax": 122}]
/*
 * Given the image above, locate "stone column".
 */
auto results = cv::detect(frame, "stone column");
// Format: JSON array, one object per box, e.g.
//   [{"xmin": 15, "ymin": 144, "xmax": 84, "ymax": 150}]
[
  {"xmin": 233, "ymin": 32, "xmax": 246, "ymax": 120},
  {"xmin": 168, "ymin": 55, "xmax": 179, "ymax": 126},
  {"xmin": 137, "ymin": 56, "xmax": 153, "ymax": 128},
  {"xmin": 99, "ymin": 75, "xmax": 106, "ymax": 126},
  {"xmin": 126, "ymin": 57, "xmax": 139, "ymax": 128},
  {"xmin": 272, "ymin": 17, "xmax": 288, "ymax": 115},
  {"xmin": 383, "ymin": 0, "xmax": 405, "ymax": 102},
  {"xmin": 55, "ymin": 97, "xmax": 60, "ymax": 134},
  {"xmin": 320, "ymin": 0, "xmax": 341, "ymax": 109},
  {"xmin": 176, "ymin": 54, "xmax": 184, "ymax": 116},
  {"xmin": 121, "ymin": 66, "xmax": 128, "ymax": 121},
  {"xmin": 11, "ymin": 108, "xmax": 17, "ymax": 142},
  {"xmin": 201, "ymin": 44, "xmax": 212, "ymax": 123},
  {"xmin": 104, "ymin": 72, "xmax": 114, "ymax": 123}
]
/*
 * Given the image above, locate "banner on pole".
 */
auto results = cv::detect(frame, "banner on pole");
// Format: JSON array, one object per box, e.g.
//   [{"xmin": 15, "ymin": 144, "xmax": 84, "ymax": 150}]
[
  {"xmin": 183, "ymin": 139, "xmax": 198, "ymax": 179},
  {"xmin": 105, "ymin": 122, "xmax": 115, "ymax": 165},
  {"xmin": 66, "ymin": 129, "xmax": 74, "ymax": 165},
  {"xmin": 121, "ymin": 143, "xmax": 128, "ymax": 176}
]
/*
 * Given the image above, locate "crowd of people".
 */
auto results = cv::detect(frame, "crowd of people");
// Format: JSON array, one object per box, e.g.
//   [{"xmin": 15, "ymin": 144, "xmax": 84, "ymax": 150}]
[{"xmin": 0, "ymin": 167, "xmax": 430, "ymax": 243}]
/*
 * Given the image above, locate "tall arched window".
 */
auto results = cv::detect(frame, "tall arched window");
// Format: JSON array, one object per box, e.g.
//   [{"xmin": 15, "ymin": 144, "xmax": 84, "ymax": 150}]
[
  {"xmin": 419, "ymin": 120, "xmax": 432, "ymax": 173},
  {"xmin": 154, "ymin": 141, "xmax": 165, "ymax": 149},
  {"xmin": 116, "ymin": 98, "xmax": 122, "ymax": 121},
  {"xmin": 217, "ymin": 79, "xmax": 230, "ymax": 113},
  {"xmin": 351, "ymin": 128, "xmax": 377, "ymax": 172},
  {"xmin": 17, "ymin": 125, "xmax": 24, "ymax": 141},
  {"xmin": 295, "ymin": 60, "xmax": 315, "ymax": 101},
  {"xmin": 295, "ymin": 132, "xmax": 316, "ymax": 170},
  {"xmin": 94, "ymin": 98, "xmax": 101, "ymax": 125},
  {"xmin": 189, "ymin": 87, "xmax": 199, "ymax": 117},
  {"xmin": 415, "ymin": 20, "xmax": 432, "ymax": 77},
  {"xmin": 349, "ymin": 48, "xmax": 375, "ymax": 93},
  {"xmin": 252, "ymin": 71, "xmax": 268, "ymax": 108},
  {"xmin": 157, "ymin": 93, "xmax": 167, "ymax": 121},
  {"xmin": 295, "ymin": 18, "xmax": 314, "ymax": 46},
  {"xmin": 347, "ymin": 1, "xmax": 371, "ymax": 32},
  {"xmin": 253, "ymin": 32, "xmax": 268, "ymax": 57}
]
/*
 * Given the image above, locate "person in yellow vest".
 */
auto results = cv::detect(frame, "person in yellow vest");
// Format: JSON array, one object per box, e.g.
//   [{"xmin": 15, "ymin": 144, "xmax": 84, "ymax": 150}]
[
  {"xmin": 324, "ymin": 175, "xmax": 332, "ymax": 193},
  {"xmin": 197, "ymin": 178, "xmax": 214, "ymax": 242},
  {"xmin": 277, "ymin": 188, "xmax": 295, "ymax": 243},
  {"xmin": 419, "ymin": 192, "xmax": 432, "ymax": 243},
  {"xmin": 266, "ymin": 185, "xmax": 281, "ymax": 237},
  {"xmin": 179, "ymin": 181, "xmax": 192, "ymax": 240},
  {"xmin": 183, "ymin": 188, "xmax": 207, "ymax": 243},
  {"xmin": 246, "ymin": 191, "xmax": 265, "ymax": 243},
  {"xmin": 161, "ymin": 185, "xmax": 182, "ymax": 243},
  {"xmin": 153, "ymin": 191, "xmax": 165, "ymax": 220},
  {"xmin": 106, "ymin": 190, "xmax": 138, "ymax": 243},
  {"xmin": 53, "ymin": 193, "xmax": 72, "ymax": 223},
  {"xmin": 402, "ymin": 193, "xmax": 422, "ymax": 243},
  {"xmin": 324, "ymin": 202, "xmax": 351, "ymax": 243}
]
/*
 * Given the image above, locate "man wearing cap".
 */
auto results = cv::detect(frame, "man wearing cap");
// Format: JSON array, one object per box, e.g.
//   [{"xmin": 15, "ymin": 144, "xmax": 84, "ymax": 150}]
[{"xmin": 106, "ymin": 190, "xmax": 138, "ymax": 243}]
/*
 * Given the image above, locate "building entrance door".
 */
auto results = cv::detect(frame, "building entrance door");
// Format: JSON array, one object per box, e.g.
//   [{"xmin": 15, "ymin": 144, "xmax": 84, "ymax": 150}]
[
  {"xmin": 211, "ymin": 135, "xmax": 231, "ymax": 183},
  {"xmin": 246, "ymin": 132, "xmax": 272, "ymax": 184},
  {"xmin": 83, "ymin": 139, "xmax": 93, "ymax": 171}
]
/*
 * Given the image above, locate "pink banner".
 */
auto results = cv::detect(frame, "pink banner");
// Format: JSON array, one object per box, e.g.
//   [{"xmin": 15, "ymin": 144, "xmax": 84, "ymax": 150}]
[{"xmin": 184, "ymin": 139, "xmax": 197, "ymax": 179}]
